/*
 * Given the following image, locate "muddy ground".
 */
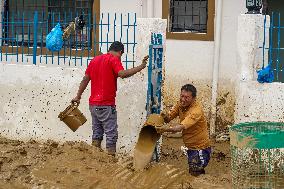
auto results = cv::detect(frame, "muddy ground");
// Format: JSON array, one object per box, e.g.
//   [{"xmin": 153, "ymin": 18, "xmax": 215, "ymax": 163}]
[{"xmin": 0, "ymin": 136, "xmax": 231, "ymax": 189}]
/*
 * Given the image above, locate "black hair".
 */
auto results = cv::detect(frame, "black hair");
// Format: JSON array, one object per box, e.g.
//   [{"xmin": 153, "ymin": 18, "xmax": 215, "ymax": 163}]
[
  {"xmin": 181, "ymin": 84, "xmax": 197, "ymax": 97},
  {"xmin": 108, "ymin": 41, "xmax": 124, "ymax": 54}
]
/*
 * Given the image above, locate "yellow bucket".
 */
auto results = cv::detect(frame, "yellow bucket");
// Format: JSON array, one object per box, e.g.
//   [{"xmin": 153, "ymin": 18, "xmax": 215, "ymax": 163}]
[{"xmin": 58, "ymin": 103, "xmax": 87, "ymax": 132}]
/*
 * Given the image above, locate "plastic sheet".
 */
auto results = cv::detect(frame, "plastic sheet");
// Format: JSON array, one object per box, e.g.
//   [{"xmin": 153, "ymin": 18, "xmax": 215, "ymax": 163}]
[{"xmin": 257, "ymin": 65, "xmax": 274, "ymax": 83}]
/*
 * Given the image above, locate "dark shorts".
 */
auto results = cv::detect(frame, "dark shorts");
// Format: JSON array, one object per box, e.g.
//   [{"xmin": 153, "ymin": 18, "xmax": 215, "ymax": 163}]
[
  {"xmin": 187, "ymin": 147, "xmax": 212, "ymax": 176},
  {"xmin": 89, "ymin": 105, "xmax": 118, "ymax": 149}
]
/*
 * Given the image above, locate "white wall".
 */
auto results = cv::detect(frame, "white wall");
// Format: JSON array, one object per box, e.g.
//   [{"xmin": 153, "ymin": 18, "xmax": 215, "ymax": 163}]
[
  {"xmin": 101, "ymin": 0, "xmax": 143, "ymax": 17},
  {"xmin": 0, "ymin": 18, "xmax": 167, "ymax": 155},
  {"xmin": 0, "ymin": 63, "xmax": 148, "ymax": 154},
  {"xmin": 101, "ymin": 4, "xmax": 247, "ymax": 85},
  {"xmin": 234, "ymin": 14, "xmax": 284, "ymax": 124},
  {"xmin": 235, "ymin": 81, "xmax": 284, "ymax": 123},
  {"xmin": 218, "ymin": 0, "xmax": 246, "ymax": 80},
  {"xmin": 159, "ymin": 0, "xmax": 246, "ymax": 128},
  {"xmin": 153, "ymin": 0, "xmax": 162, "ymax": 18},
  {"xmin": 100, "ymin": 1, "xmax": 248, "ymax": 127},
  {"xmin": 141, "ymin": 0, "xmax": 247, "ymax": 80}
]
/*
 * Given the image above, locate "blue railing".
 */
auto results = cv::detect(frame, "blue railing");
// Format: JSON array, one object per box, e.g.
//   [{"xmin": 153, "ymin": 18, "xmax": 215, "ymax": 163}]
[
  {"xmin": 0, "ymin": 11, "xmax": 137, "ymax": 68},
  {"xmin": 146, "ymin": 33, "xmax": 163, "ymax": 116},
  {"xmin": 146, "ymin": 33, "xmax": 164, "ymax": 162},
  {"xmin": 262, "ymin": 12, "xmax": 284, "ymax": 82}
]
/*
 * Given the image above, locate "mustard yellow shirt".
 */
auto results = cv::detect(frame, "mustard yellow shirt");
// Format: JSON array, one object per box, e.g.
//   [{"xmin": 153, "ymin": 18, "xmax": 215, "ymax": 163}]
[{"xmin": 163, "ymin": 100, "xmax": 210, "ymax": 150}]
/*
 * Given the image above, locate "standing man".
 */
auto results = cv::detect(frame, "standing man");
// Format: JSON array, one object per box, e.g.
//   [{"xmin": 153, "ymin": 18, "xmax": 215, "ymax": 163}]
[
  {"xmin": 72, "ymin": 41, "xmax": 149, "ymax": 156},
  {"xmin": 156, "ymin": 84, "xmax": 211, "ymax": 176}
]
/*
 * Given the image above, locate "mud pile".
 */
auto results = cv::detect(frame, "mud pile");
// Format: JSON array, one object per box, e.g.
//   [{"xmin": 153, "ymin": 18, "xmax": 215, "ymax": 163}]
[
  {"xmin": 0, "ymin": 136, "xmax": 231, "ymax": 189},
  {"xmin": 0, "ymin": 137, "xmax": 190, "ymax": 189}
]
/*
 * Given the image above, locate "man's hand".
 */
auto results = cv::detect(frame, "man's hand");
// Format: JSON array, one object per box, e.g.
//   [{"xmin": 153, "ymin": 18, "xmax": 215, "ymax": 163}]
[
  {"xmin": 71, "ymin": 96, "xmax": 81, "ymax": 105},
  {"xmin": 141, "ymin": 55, "xmax": 149, "ymax": 68},
  {"xmin": 160, "ymin": 112, "xmax": 166, "ymax": 118},
  {"xmin": 71, "ymin": 75, "xmax": 90, "ymax": 105},
  {"xmin": 160, "ymin": 112, "xmax": 171, "ymax": 123},
  {"xmin": 156, "ymin": 124, "xmax": 185, "ymax": 134},
  {"xmin": 155, "ymin": 126, "xmax": 168, "ymax": 134},
  {"xmin": 118, "ymin": 55, "xmax": 149, "ymax": 79},
  {"xmin": 170, "ymin": 125, "xmax": 185, "ymax": 133}
]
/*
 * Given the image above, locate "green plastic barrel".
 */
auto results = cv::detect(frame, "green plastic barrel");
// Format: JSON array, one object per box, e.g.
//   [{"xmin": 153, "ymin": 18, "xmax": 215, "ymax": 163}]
[{"xmin": 230, "ymin": 122, "xmax": 284, "ymax": 189}]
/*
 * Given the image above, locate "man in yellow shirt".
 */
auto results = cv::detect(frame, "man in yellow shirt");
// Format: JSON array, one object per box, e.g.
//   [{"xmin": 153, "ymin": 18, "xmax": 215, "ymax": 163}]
[{"xmin": 157, "ymin": 84, "xmax": 211, "ymax": 176}]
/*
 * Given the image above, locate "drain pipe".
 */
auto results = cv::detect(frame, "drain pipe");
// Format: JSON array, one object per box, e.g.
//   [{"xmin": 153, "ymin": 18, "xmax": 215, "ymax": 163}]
[
  {"xmin": 209, "ymin": 0, "xmax": 223, "ymax": 137},
  {"xmin": 147, "ymin": 0, "xmax": 154, "ymax": 18}
]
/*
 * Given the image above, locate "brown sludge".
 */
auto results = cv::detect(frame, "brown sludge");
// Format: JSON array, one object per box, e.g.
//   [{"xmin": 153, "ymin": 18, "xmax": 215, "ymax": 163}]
[
  {"xmin": 0, "ymin": 136, "xmax": 231, "ymax": 188},
  {"xmin": 133, "ymin": 114, "xmax": 164, "ymax": 170},
  {"xmin": 133, "ymin": 126, "xmax": 160, "ymax": 170},
  {"xmin": 230, "ymin": 131, "xmax": 257, "ymax": 149}
]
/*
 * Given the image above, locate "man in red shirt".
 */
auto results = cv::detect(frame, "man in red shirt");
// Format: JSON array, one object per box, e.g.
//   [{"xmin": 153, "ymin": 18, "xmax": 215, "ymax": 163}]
[{"xmin": 72, "ymin": 41, "xmax": 148, "ymax": 156}]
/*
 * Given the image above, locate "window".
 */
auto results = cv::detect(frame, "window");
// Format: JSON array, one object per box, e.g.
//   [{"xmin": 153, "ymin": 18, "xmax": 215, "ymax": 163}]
[
  {"xmin": 3, "ymin": 0, "xmax": 95, "ymax": 49},
  {"xmin": 170, "ymin": 0, "xmax": 208, "ymax": 33},
  {"xmin": 162, "ymin": 0, "xmax": 215, "ymax": 41}
]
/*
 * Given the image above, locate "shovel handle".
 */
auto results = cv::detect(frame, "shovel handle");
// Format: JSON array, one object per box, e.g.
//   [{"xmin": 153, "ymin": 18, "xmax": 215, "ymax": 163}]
[{"xmin": 71, "ymin": 100, "xmax": 79, "ymax": 107}]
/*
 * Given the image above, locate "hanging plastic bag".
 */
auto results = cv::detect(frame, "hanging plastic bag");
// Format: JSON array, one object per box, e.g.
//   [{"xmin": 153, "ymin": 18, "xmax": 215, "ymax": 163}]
[
  {"xmin": 257, "ymin": 65, "xmax": 274, "ymax": 83},
  {"xmin": 46, "ymin": 23, "xmax": 63, "ymax": 52}
]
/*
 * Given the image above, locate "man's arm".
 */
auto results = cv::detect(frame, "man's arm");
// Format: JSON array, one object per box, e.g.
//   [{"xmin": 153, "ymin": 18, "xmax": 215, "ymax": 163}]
[
  {"xmin": 118, "ymin": 64, "xmax": 146, "ymax": 79},
  {"xmin": 158, "ymin": 109, "xmax": 202, "ymax": 134},
  {"xmin": 157, "ymin": 124, "xmax": 185, "ymax": 134},
  {"xmin": 118, "ymin": 55, "xmax": 148, "ymax": 79},
  {"xmin": 161, "ymin": 103, "xmax": 179, "ymax": 123},
  {"xmin": 164, "ymin": 124, "xmax": 185, "ymax": 133},
  {"xmin": 72, "ymin": 75, "xmax": 90, "ymax": 104},
  {"xmin": 155, "ymin": 103, "xmax": 180, "ymax": 134}
]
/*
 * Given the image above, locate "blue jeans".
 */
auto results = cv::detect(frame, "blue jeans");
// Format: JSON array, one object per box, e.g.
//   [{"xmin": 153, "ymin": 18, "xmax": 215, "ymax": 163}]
[
  {"xmin": 89, "ymin": 105, "xmax": 118, "ymax": 150},
  {"xmin": 187, "ymin": 147, "xmax": 212, "ymax": 176}
]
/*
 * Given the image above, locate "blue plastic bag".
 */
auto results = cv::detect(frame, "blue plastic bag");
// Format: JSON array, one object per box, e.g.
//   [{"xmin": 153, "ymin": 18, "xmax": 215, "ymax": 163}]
[
  {"xmin": 257, "ymin": 65, "xmax": 274, "ymax": 83},
  {"xmin": 46, "ymin": 23, "xmax": 63, "ymax": 52}
]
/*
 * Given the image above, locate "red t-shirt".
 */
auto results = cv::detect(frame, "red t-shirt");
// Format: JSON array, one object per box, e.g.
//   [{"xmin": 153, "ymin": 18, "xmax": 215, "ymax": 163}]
[{"xmin": 85, "ymin": 53, "xmax": 124, "ymax": 106}]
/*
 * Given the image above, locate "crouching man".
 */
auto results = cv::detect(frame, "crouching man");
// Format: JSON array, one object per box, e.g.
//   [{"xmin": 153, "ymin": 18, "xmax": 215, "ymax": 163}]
[{"xmin": 157, "ymin": 84, "xmax": 211, "ymax": 176}]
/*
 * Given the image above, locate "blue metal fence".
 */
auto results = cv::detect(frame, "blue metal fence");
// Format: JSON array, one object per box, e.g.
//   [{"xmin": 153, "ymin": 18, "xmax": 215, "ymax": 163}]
[
  {"xmin": 0, "ymin": 11, "xmax": 137, "ymax": 68},
  {"xmin": 146, "ymin": 33, "xmax": 164, "ymax": 162},
  {"xmin": 146, "ymin": 33, "xmax": 163, "ymax": 116},
  {"xmin": 262, "ymin": 12, "xmax": 284, "ymax": 82}
]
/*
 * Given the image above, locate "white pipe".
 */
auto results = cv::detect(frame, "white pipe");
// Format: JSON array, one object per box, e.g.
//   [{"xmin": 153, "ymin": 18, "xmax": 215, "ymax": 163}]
[
  {"xmin": 210, "ymin": 0, "xmax": 223, "ymax": 136},
  {"xmin": 147, "ymin": 0, "xmax": 154, "ymax": 18},
  {"xmin": 140, "ymin": 0, "xmax": 144, "ymax": 18}
]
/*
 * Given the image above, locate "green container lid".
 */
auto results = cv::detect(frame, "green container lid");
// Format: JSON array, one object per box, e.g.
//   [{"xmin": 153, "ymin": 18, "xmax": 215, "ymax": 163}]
[{"xmin": 230, "ymin": 122, "xmax": 284, "ymax": 149}]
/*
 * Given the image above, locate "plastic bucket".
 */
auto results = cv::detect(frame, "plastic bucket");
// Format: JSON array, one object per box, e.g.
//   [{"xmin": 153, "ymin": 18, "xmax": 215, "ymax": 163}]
[{"xmin": 58, "ymin": 103, "xmax": 87, "ymax": 132}]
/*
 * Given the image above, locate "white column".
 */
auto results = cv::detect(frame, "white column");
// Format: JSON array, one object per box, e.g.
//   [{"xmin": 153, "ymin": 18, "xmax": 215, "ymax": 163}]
[
  {"xmin": 234, "ymin": 14, "xmax": 281, "ymax": 124},
  {"xmin": 237, "ymin": 14, "xmax": 270, "ymax": 81}
]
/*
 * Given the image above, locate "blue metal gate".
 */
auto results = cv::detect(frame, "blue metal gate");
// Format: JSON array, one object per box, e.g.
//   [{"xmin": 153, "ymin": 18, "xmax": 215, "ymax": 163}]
[
  {"xmin": 261, "ymin": 12, "xmax": 284, "ymax": 82},
  {"xmin": 146, "ymin": 33, "xmax": 164, "ymax": 162},
  {"xmin": 0, "ymin": 11, "xmax": 137, "ymax": 68},
  {"xmin": 146, "ymin": 33, "xmax": 163, "ymax": 115}
]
